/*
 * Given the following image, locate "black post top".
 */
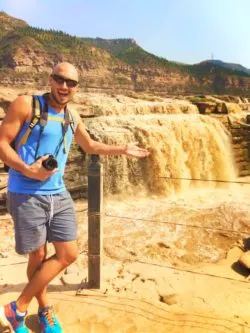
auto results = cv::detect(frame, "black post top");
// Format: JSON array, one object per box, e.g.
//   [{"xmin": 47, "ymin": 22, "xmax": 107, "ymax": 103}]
[{"xmin": 90, "ymin": 154, "xmax": 100, "ymax": 163}]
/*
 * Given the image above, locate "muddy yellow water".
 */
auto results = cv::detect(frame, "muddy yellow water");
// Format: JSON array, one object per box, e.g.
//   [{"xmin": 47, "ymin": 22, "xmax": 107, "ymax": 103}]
[
  {"xmin": 78, "ymin": 114, "xmax": 250, "ymax": 266},
  {"xmin": 86, "ymin": 114, "xmax": 237, "ymax": 195}
]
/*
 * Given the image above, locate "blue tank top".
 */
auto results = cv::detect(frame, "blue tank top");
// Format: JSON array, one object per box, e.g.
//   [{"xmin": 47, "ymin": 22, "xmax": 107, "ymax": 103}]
[{"xmin": 8, "ymin": 95, "xmax": 75, "ymax": 194}]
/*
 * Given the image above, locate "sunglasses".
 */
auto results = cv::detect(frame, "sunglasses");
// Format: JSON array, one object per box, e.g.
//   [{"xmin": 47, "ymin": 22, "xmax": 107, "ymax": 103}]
[{"xmin": 51, "ymin": 74, "xmax": 78, "ymax": 88}]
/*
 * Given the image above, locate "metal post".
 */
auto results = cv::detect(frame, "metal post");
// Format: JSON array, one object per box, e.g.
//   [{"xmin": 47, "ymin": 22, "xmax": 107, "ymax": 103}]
[{"xmin": 88, "ymin": 154, "xmax": 103, "ymax": 289}]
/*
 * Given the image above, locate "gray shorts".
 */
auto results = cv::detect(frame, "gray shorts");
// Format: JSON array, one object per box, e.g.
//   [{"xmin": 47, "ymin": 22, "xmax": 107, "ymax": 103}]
[{"xmin": 7, "ymin": 191, "xmax": 77, "ymax": 255}]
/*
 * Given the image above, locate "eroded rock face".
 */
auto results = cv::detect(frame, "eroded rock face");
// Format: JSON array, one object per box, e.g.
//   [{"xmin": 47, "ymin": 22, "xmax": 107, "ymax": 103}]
[
  {"xmin": 0, "ymin": 95, "xmax": 13, "ymax": 112},
  {"xmin": 192, "ymin": 102, "xmax": 217, "ymax": 114},
  {"xmin": 193, "ymin": 101, "xmax": 244, "ymax": 114},
  {"xmin": 1, "ymin": 42, "xmax": 250, "ymax": 94}
]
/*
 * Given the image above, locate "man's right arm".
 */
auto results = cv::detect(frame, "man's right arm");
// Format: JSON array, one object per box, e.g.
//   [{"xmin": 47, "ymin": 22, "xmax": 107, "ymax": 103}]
[
  {"xmin": 0, "ymin": 95, "xmax": 31, "ymax": 174},
  {"xmin": 0, "ymin": 95, "xmax": 57, "ymax": 181}
]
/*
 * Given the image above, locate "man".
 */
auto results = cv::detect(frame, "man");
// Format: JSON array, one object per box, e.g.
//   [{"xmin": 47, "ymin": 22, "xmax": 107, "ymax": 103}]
[{"xmin": 0, "ymin": 62, "xmax": 149, "ymax": 333}]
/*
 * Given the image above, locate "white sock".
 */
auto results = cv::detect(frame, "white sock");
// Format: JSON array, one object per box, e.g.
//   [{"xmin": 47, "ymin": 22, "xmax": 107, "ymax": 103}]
[{"xmin": 16, "ymin": 309, "xmax": 26, "ymax": 317}]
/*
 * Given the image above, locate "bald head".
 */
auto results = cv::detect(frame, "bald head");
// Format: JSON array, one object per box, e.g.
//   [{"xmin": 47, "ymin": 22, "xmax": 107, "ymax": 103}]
[
  {"xmin": 49, "ymin": 62, "xmax": 79, "ymax": 107},
  {"xmin": 52, "ymin": 62, "xmax": 79, "ymax": 82}
]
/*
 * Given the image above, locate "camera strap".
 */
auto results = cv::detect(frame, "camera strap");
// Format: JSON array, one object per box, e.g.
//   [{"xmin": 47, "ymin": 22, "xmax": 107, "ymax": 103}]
[
  {"xmin": 41, "ymin": 93, "xmax": 74, "ymax": 159},
  {"xmin": 53, "ymin": 107, "xmax": 70, "ymax": 158},
  {"xmin": 34, "ymin": 100, "xmax": 49, "ymax": 160}
]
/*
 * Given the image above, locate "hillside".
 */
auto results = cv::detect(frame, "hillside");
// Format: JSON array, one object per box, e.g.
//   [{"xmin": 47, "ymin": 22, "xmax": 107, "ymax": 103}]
[
  {"xmin": 0, "ymin": 12, "xmax": 250, "ymax": 96},
  {"xmin": 200, "ymin": 59, "xmax": 250, "ymax": 76},
  {"xmin": 0, "ymin": 11, "xmax": 27, "ymax": 37}
]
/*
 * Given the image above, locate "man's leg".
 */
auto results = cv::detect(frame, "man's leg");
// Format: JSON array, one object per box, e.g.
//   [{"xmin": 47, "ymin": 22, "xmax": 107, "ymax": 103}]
[
  {"xmin": 27, "ymin": 245, "xmax": 49, "ymax": 309},
  {"xmin": 16, "ymin": 240, "xmax": 78, "ymax": 312},
  {"xmin": 36, "ymin": 191, "xmax": 78, "ymax": 332},
  {"xmin": 0, "ymin": 193, "xmax": 50, "ymax": 332}
]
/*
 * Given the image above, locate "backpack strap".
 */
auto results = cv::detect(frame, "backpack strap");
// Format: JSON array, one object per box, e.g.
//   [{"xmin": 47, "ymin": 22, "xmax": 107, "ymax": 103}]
[
  {"xmin": 54, "ymin": 107, "xmax": 70, "ymax": 157},
  {"xmin": 54, "ymin": 108, "xmax": 76, "ymax": 157},
  {"xmin": 68, "ymin": 110, "xmax": 76, "ymax": 134},
  {"xmin": 62, "ymin": 108, "xmax": 70, "ymax": 154},
  {"xmin": 34, "ymin": 101, "xmax": 48, "ymax": 160},
  {"xmin": 16, "ymin": 96, "xmax": 42, "ymax": 151}
]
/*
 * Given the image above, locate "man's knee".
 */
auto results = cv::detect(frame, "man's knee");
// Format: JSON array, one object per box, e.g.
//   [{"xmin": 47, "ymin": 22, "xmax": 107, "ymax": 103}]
[
  {"xmin": 54, "ymin": 241, "xmax": 78, "ymax": 267},
  {"xmin": 59, "ymin": 252, "xmax": 78, "ymax": 267},
  {"xmin": 27, "ymin": 246, "xmax": 47, "ymax": 279},
  {"xmin": 29, "ymin": 246, "xmax": 47, "ymax": 264},
  {"xmin": 57, "ymin": 248, "xmax": 78, "ymax": 267}
]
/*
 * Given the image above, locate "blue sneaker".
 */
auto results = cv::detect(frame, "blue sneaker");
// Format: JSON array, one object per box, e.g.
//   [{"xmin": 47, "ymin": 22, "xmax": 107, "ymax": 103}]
[
  {"xmin": 0, "ymin": 301, "xmax": 28, "ymax": 333},
  {"xmin": 38, "ymin": 306, "xmax": 62, "ymax": 333}
]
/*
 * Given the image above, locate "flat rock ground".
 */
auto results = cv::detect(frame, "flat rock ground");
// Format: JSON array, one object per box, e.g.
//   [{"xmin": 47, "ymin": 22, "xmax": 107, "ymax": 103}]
[{"xmin": 1, "ymin": 184, "xmax": 250, "ymax": 333}]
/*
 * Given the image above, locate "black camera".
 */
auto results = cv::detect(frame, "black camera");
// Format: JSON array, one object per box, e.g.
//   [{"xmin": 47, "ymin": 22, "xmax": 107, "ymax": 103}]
[{"xmin": 42, "ymin": 154, "xmax": 58, "ymax": 171}]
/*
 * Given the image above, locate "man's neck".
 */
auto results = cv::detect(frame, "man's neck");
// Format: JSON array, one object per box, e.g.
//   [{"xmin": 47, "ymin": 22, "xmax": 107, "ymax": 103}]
[{"xmin": 47, "ymin": 93, "xmax": 66, "ymax": 113}]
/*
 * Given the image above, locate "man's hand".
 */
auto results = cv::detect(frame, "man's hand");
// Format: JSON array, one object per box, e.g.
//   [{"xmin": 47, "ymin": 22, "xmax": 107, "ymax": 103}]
[
  {"xmin": 124, "ymin": 142, "xmax": 150, "ymax": 158},
  {"xmin": 23, "ymin": 155, "xmax": 59, "ymax": 181}
]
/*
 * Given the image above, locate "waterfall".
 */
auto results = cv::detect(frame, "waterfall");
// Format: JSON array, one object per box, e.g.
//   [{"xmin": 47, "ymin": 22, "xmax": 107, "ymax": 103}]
[{"xmin": 86, "ymin": 114, "xmax": 237, "ymax": 196}]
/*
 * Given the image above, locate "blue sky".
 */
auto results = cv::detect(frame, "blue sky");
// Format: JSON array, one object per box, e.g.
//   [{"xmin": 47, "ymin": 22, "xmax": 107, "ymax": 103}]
[{"xmin": 1, "ymin": 0, "xmax": 250, "ymax": 68}]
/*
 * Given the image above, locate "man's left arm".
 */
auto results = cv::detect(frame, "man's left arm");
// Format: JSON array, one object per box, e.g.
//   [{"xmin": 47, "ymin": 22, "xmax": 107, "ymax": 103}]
[{"xmin": 74, "ymin": 115, "xmax": 150, "ymax": 158}]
